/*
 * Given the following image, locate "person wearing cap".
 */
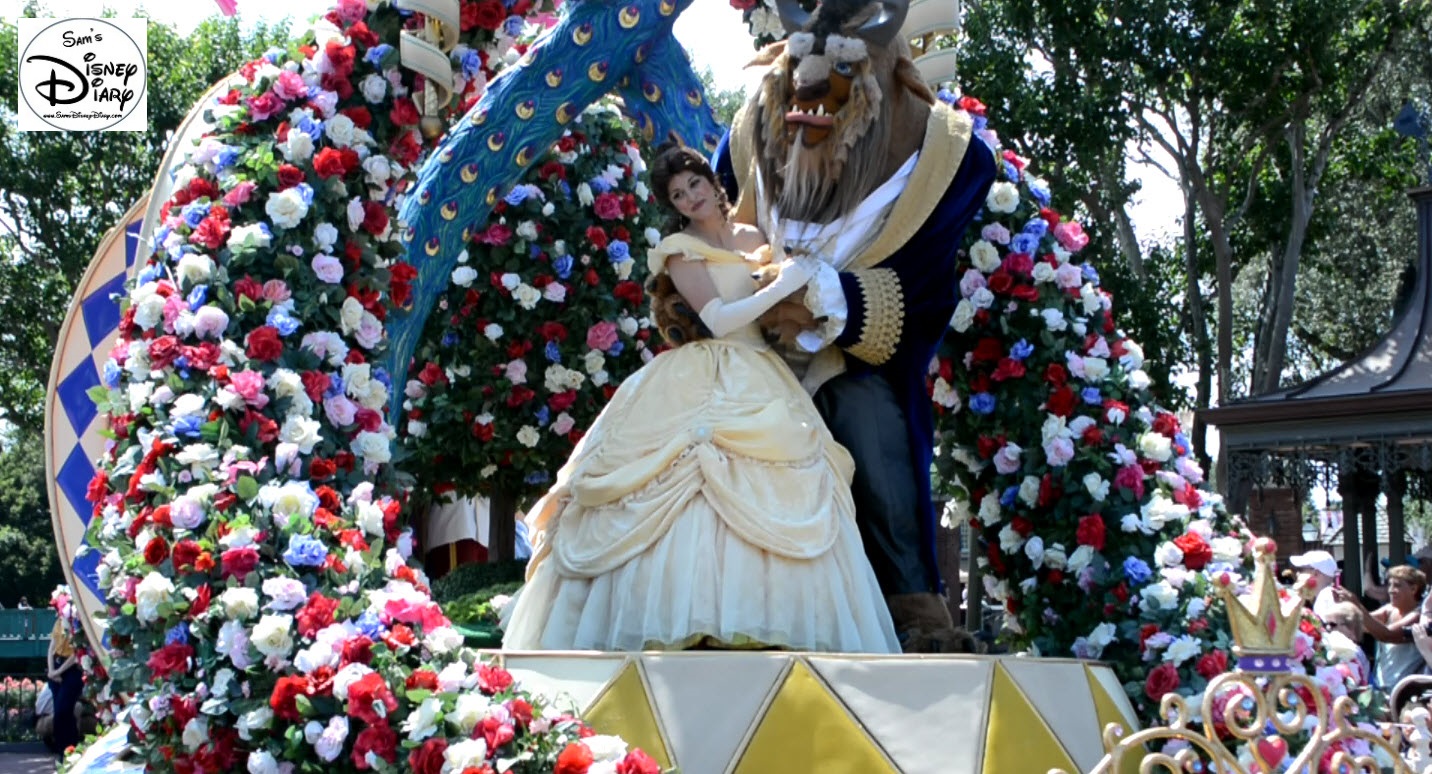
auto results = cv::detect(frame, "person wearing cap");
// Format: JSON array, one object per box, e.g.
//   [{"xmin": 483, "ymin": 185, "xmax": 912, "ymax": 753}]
[{"xmin": 1290, "ymin": 550, "xmax": 1341, "ymax": 620}]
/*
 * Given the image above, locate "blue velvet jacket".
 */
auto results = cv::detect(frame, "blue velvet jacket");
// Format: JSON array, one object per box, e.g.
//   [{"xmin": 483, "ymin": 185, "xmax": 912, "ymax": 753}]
[{"xmin": 715, "ymin": 103, "xmax": 996, "ymax": 590}]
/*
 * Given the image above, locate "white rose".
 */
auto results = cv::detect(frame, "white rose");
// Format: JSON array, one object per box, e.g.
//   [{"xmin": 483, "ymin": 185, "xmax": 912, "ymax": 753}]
[
  {"xmin": 362, "ymin": 155, "xmax": 392, "ymax": 186},
  {"xmin": 281, "ymin": 131, "xmax": 313, "ymax": 162},
  {"xmin": 1044, "ymin": 543, "xmax": 1068, "ymax": 570},
  {"xmin": 135, "ymin": 292, "xmax": 167, "ymax": 330},
  {"xmin": 250, "ymin": 614, "xmax": 294, "ymax": 659},
  {"xmin": 986, "ymin": 181, "xmax": 1020, "ymax": 213},
  {"xmin": 576, "ymin": 182, "xmax": 595, "ymax": 206},
  {"xmin": 280, "ymin": 415, "xmax": 323, "ymax": 454},
  {"xmin": 517, "ymin": 426, "xmax": 540, "ymax": 447},
  {"xmin": 1087, "ymin": 621, "xmax": 1117, "ymax": 651},
  {"xmin": 1083, "ymin": 357, "xmax": 1109, "ymax": 382},
  {"xmin": 1017, "ymin": 475, "xmax": 1040, "ymax": 507},
  {"xmin": 353, "ymin": 431, "xmax": 392, "ymax": 463},
  {"xmin": 135, "ymin": 572, "xmax": 175, "ymax": 623},
  {"xmin": 339, "ymin": 296, "xmax": 365, "ymax": 333},
  {"xmin": 220, "ymin": 587, "xmax": 260, "ymax": 620},
  {"xmin": 1139, "ymin": 432, "xmax": 1173, "ymax": 462},
  {"xmin": 516, "ymin": 220, "xmax": 539, "ymax": 241},
  {"xmin": 247, "ymin": 751, "xmax": 280, "ymax": 774},
  {"xmin": 951, "ymin": 299, "xmax": 976, "ymax": 332},
  {"xmin": 262, "ymin": 577, "xmax": 307, "ymax": 610},
  {"xmin": 1164, "ymin": 635, "xmax": 1202, "ymax": 665},
  {"xmin": 1031, "ymin": 261, "xmax": 1056, "ymax": 284},
  {"xmin": 1083, "ymin": 472, "xmax": 1109, "ymax": 501},
  {"xmin": 1067, "ymin": 544, "xmax": 1096, "ymax": 574},
  {"xmin": 484, "ymin": 323, "xmax": 504, "ymax": 341},
  {"xmin": 315, "ymin": 716, "xmax": 349, "ymax": 762},
  {"xmin": 402, "ymin": 696, "xmax": 443, "ymax": 740},
  {"xmin": 425, "ymin": 626, "xmax": 464, "ymax": 655},
  {"xmin": 445, "ymin": 739, "xmax": 490, "ymax": 770},
  {"xmin": 182, "ymin": 717, "xmax": 209, "ymax": 751},
  {"xmin": 1041, "ymin": 308, "xmax": 1068, "ymax": 331},
  {"xmin": 513, "ymin": 283, "xmax": 542, "ymax": 310},
  {"xmin": 1024, "ymin": 535, "xmax": 1045, "ymax": 568},
  {"xmin": 176, "ymin": 253, "xmax": 215, "ymax": 285},
  {"xmin": 583, "ymin": 735, "xmax": 629, "ymax": 762},
  {"xmin": 237, "ymin": 707, "xmax": 272, "ymax": 742},
  {"xmin": 500, "ymin": 272, "xmax": 520, "ymax": 290},
  {"xmin": 265, "ymin": 188, "xmax": 309, "ymax": 229},
  {"xmin": 360, "ymin": 73, "xmax": 387, "ymax": 103},
  {"xmin": 977, "ymin": 494, "xmax": 1003, "ymax": 527},
  {"xmin": 1140, "ymin": 581, "xmax": 1180, "ymax": 612},
  {"xmin": 999, "ymin": 523, "xmax": 1025, "ymax": 554},
  {"xmin": 324, "ymin": 113, "xmax": 356, "ymax": 147},
  {"xmin": 1154, "ymin": 541, "xmax": 1185, "ymax": 567},
  {"xmin": 1211, "ymin": 536, "xmax": 1245, "ymax": 563}
]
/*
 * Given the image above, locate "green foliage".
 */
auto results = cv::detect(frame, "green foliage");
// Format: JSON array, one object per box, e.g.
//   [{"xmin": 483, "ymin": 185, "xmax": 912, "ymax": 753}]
[
  {"xmin": 430, "ymin": 559, "xmax": 529, "ymax": 603},
  {"xmin": 442, "ymin": 581, "xmax": 524, "ymax": 627},
  {"xmin": 696, "ymin": 68, "xmax": 746, "ymax": 127},
  {"xmin": 0, "ymin": 430, "xmax": 63, "ymax": 606},
  {"xmin": 0, "ymin": 13, "xmax": 290, "ymax": 435}
]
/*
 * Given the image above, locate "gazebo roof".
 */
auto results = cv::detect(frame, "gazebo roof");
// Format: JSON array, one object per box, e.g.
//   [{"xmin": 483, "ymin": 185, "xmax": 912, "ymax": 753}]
[{"xmin": 1201, "ymin": 187, "xmax": 1432, "ymax": 449}]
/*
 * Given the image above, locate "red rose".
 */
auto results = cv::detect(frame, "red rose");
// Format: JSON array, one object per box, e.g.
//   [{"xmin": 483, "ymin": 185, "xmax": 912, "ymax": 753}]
[
  {"xmin": 1195, "ymin": 650, "xmax": 1228, "ymax": 680},
  {"xmin": 1010, "ymin": 516, "xmax": 1033, "ymax": 537},
  {"xmin": 585, "ymin": 225, "xmax": 609, "ymax": 249},
  {"xmin": 1076, "ymin": 514, "xmax": 1106, "ymax": 550},
  {"xmin": 346, "ymin": 21, "xmax": 378, "ymax": 48},
  {"xmin": 972, "ymin": 337, "xmax": 1003, "ymax": 363},
  {"xmin": 147, "ymin": 643, "xmax": 193, "ymax": 679},
  {"xmin": 409, "ymin": 738, "xmax": 447, "ymax": 774},
  {"xmin": 548, "ymin": 390, "xmax": 577, "ymax": 413},
  {"xmin": 361, "ymin": 201, "xmax": 389, "ymax": 236},
  {"xmin": 389, "ymin": 129, "xmax": 423, "ymax": 166},
  {"xmin": 477, "ymin": 715, "xmax": 516, "ymax": 750},
  {"xmin": 276, "ymin": 163, "xmax": 305, "ymax": 189},
  {"xmin": 313, "ymin": 147, "xmax": 349, "ymax": 179},
  {"xmin": 1045, "ymin": 386, "xmax": 1076, "ymax": 417},
  {"xmin": 245, "ymin": 326, "xmax": 284, "ymax": 362},
  {"xmin": 616, "ymin": 750, "xmax": 662, "ymax": 774},
  {"xmin": 143, "ymin": 536, "xmax": 169, "ymax": 566},
  {"xmin": 341, "ymin": 105, "xmax": 372, "ymax": 128},
  {"xmin": 555, "ymin": 743, "xmax": 594, "ymax": 774},
  {"xmin": 341, "ymin": 636, "xmax": 374, "ymax": 666},
  {"xmin": 86, "ymin": 469, "xmax": 109, "ymax": 503},
  {"xmin": 1144, "ymin": 662, "xmax": 1181, "ymax": 701},
  {"xmin": 389, "ymin": 98, "xmax": 420, "ymax": 127},
  {"xmin": 1152, "ymin": 411, "xmax": 1181, "ymax": 438},
  {"xmin": 220, "ymin": 546, "xmax": 259, "ymax": 581},
  {"xmin": 406, "ymin": 670, "xmax": 439, "ymax": 691},
  {"xmin": 991, "ymin": 357, "xmax": 1026, "ymax": 382},
  {"xmin": 297, "ymin": 592, "xmax": 340, "ymax": 638},
  {"xmin": 1172, "ymin": 532, "xmax": 1213, "ymax": 571},
  {"xmin": 171, "ymin": 540, "xmax": 201, "ymax": 570},
  {"xmin": 467, "ymin": 0, "xmax": 506, "ymax": 30},
  {"xmin": 508, "ymin": 698, "xmax": 533, "ymax": 728},
  {"xmin": 987, "ymin": 270, "xmax": 1014, "ymax": 294},
  {"xmin": 189, "ymin": 583, "xmax": 211, "ymax": 618},
  {"xmin": 324, "ymin": 40, "xmax": 356, "ymax": 77},
  {"xmin": 189, "ymin": 215, "xmax": 229, "ymax": 250},
  {"xmin": 269, "ymin": 675, "xmax": 311, "ymax": 721},
  {"xmin": 347, "ymin": 673, "xmax": 398, "ymax": 725},
  {"xmin": 148, "ymin": 335, "xmax": 181, "ymax": 368},
  {"xmin": 476, "ymin": 663, "xmax": 514, "ymax": 695},
  {"xmin": 593, "ymin": 192, "xmax": 624, "ymax": 220},
  {"xmin": 351, "ymin": 721, "xmax": 398, "ymax": 770},
  {"xmin": 613, "ymin": 280, "xmax": 643, "ymax": 306}
]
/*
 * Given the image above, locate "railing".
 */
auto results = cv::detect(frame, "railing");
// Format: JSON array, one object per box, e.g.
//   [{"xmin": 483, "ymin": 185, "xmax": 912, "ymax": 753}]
[{"xmin": 0, "ymin": 609, "xmax": 57, "ymax": 660}]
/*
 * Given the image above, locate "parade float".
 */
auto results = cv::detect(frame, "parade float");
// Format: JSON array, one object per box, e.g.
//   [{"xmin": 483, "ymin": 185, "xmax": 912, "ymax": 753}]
[{"xmin": 38, "ymin": 0, "xmax": 1430, "ymax": 771}]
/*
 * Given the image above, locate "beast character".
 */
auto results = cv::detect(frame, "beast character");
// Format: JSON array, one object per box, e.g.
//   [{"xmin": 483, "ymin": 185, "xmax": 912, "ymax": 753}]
[{"xmin": 716, "ymin": 0, "xmax": 996, "ymax": 652}]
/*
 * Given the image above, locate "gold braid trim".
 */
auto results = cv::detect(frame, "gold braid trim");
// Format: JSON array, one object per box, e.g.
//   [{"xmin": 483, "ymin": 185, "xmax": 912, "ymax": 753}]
[{"xmin": 845, "ymin": 269, "xmax": 904, "ymax": 366}]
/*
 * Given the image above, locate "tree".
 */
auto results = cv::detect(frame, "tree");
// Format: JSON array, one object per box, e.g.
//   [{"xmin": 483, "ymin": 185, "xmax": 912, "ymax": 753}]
[
  {"xmin": 0, "ymin": 13, "xmax": 290, "ymax": 436},
  {"xmin": 0, "ymin": 429, "xmax": 63, "ymax": 606},
  {"xmin": 697, "ymin": 67, "xmax": 747, "ymax": 127}
]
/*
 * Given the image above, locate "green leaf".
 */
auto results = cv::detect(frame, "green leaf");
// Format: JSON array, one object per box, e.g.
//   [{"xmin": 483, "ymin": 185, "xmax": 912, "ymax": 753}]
[{"xmin": 236, "ymin": 475, "xmax": 260, "ymax": 501}]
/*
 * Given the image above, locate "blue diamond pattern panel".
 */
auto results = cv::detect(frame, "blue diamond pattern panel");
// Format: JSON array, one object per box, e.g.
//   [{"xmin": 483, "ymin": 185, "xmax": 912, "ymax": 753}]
[
  {"xmin": 71, "ymin": 545, "xmax": 102, "ymax": 599},
  {"xmin": 125, "ymin": 220, "xmax": 142, "ymax": 269},
  {"xmin": 56, "ymin": 359, "xmax": 101, "ymax": 436},
  {"xmin": 82, "ymin": 272, "xmax": 126, "ymax": 350},
  {"xmin": 57, "ymin": 444, "xmax": 96, "ymax": 525}
]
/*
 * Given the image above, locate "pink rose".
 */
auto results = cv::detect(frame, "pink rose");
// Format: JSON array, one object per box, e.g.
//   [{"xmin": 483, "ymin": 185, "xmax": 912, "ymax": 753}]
[
  {"xmin": 230, "ymin": 370, "xmax": 269, "ymax": 408},
  {"xmin": 223, "ymin": 181, "xmax": 257, "ymax": 207},
  {"xmin": 551, "ymin": 413, "xmax": 575, "ymax": 435},
  {"xmin": 586, "ymin": 321, "xmax": 619, "ymax": 351},
  {"xmin": 262, "ymin": 280, "xmax": 291, "ymax": 303},
  {"xmin": 504, "ymin": 359, "xmax": 528, "ymax": 384},
  {"xmin": 336, "ymin": 0, "xmax": 368, "ymax": 24},
  {"xmin": 162, "ymin": 294, "xmax": 188, "ymax": 333},
  {"xmin": 192, "ymin": 306, "xmax": 230, "ymax": 340},
  {"xmin": 1114, "ymin": 465, "xmax": 1146, "ymax": 498},
  {"xmin": 272, "ymin": 71, "xmax": 308, "ymax": 102},
  {"xmin": 980, "ymin": 222, "xmax": 1011, "ymax": 245},
  {"xmin": 246, "ymin": 92, "xmax": 285, "ymax": 121},
  {"xmin": 324, "ymin": 395, "xmax": 357, "ymax": 427},
  {"xmin": 1053, "ymin": 221, "xmax": 1090, "ymax": 252},
  {"xmin": 593, "ymin": 193, "xmax": 623, "ymax": 220},
  {"xmin": 311, "ymin": 254, "xmax": 345, "ymax": 284},
  {"xmin": 479, "ymin": 223, "xmax": 512, "ymax": 246}
]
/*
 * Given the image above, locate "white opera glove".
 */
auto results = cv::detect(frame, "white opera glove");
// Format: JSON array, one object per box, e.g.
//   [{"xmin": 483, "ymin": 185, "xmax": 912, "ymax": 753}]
[{"xmin": 697, "ymin": 258, "xmax": 813, "ymax": 338}]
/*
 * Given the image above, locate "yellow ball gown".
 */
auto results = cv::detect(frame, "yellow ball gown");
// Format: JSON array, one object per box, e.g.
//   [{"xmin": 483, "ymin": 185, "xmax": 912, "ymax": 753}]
[{"xmin": 500, "ymin": 234, "xmax": 899, "ymax": 653}]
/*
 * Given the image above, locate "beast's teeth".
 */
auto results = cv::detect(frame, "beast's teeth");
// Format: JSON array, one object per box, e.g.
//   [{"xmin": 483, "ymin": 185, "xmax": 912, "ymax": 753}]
[{"xmin": 816, "ymin": 104, "xmax": 826, "ymax": 116}]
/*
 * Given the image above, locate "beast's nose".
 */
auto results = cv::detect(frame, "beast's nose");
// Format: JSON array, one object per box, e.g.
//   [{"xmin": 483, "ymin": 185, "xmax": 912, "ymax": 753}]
[{"xmin": 794, "ymin": 81, "xmax": 830, "ymax": 102}]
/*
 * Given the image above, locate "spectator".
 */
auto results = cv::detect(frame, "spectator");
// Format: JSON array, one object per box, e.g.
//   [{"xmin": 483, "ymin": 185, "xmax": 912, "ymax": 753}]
[
  {"xmin": 1336, "ymin": 566, "xmax": 1427, "ymax": 690},
  {"xmin": 1324, "ymin": 601, "xmax": 1372, "ymax": 681},
  {"xmin": 17, "ymin": 596, "xmax": 32, "ymax": 609},
  {"xmin": 46, "ymin": 603, "xmax": 82, "ymax": 752},
  {"xmin": 1290, "ymin": 550, "xmax": 1340, "ymax": 620}
]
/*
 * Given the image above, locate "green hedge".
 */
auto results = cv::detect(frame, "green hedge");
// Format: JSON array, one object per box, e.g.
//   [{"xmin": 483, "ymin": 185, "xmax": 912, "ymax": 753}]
[
  {"xmin": 431, "ymin": 560, "xmax": 528, "ymax": 603},
  {"xmin": 443, "ymin": 582, "xmax": 524, "ymax": 627}
]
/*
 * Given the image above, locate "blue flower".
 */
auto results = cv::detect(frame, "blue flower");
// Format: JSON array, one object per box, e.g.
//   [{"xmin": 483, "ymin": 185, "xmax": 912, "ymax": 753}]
[
  {"xmin": 535, "ymin": 406, "xmax": 550, "ymax": 426},
  {"xmin": 1000, "ymin": 486, "xmax": 1019, "ymax": 508},
  {"xmin": 558, "ymin": 180, "xmax": 572, "ymax": 199},
  {"xmin": 181, "ymin": 201, "xmax": 210, "ymax": 228},
  {"xmin": 262, "ymin": 47, "xmax": 285, "ymax": 65},
  {"xmin": 1010, "ymin": 233, "xmax": 1041, "ymax": 255},
  {"xmin": 459, "ymin": 50, "xmax": 482, "ymax": 81},
  {"xmin": 524, "ymin": 470, "xmax": 551, "ymax": 485},
  {"xmin": 1081, "ymin": 387, "xmax": 1102, "ymax": 405},
  {"xmin": 1028, "ymin": 178, "xmax": 1052, "ymax": 207},
  {"xmin": 935, "ymin": 87, "xmax": 956, "ymax": 105},
  {"xmin": 165, "ymin": 623, "xmax": 190, "ymax": 646},
  {"xmin": 266, "ymin": 307, "xmax": 301, "ymax": 337},
  {"xmin": 1082, "ymin": 264, "xmax": 1100, "ymax": 284},
  {"xmin": 296, "ymin": 115, "xmax": 323, "ymax": 140},
  {"xmin": 1002, "ymin": 161, "xmax": 1020, "ymax": 182},
  {"xmin": 215, "ymin": 146, "xmax": 241, "ymax": 171},
  {"xmin": 502, "ymin": 15, "xmax": 525, "ymax": 36},
  {"xmin": 102, "ymin": 360, "xmax": 122, "ymax": 389},
  {"xmin": 608, "ymin": 341, "xmax": 624, "ymax": 356},
  {"xmin": 544, "ymin": 340, "xmax": 562, "ymax": 363},
  {"xmin": 504, "ymin": 186, "xmax": 530, "ymax": 206},
  {"xmin": 294, "ymin": 183, "xmax": 315, "ymax": 207},
  {"xmin": 171, "ymin": 415, "xmax": 202, "ymax": 439},
  {"xmin": 373, "ymin": 367, "xmax": 392, "ymax": 389},
  {"xmin": 589, "ymin": 176, "xmax": 612, "ymax": 194},
  {"xmin": 607, "ymin": 240, "xmax": 630, "ymax": 262},
  {"xmin": 364, "ymin": 43, "xmax": 394, "ymax": 67},
  {"xmin": 325, "ymin": 376, "xmax": 345, "ymax": 399},
  {"xmin": 355, "ymin": 611, "xmax": 383, "ymax": 639},
  {"xmin": 441, "ymin": 331, "xmax": 459, "ymax": 348},
  {"xmin": 138, "ymin": 264, "xmax": 162, "ymax": 284},
  {"xmin": 1010, "ymin": 339, "xmax": 1034, "ymax": 361},
  {"xmin": 529, "ymin": 244, "xmax": 543, "ymax": 258},
  {"xmin": 972, "ymin": 114, "xmax": 988, "ymax": 132},
  {"xmin": 283, "ymin": 534, "xmax": 328, "ymax": 568},
  {"xmin": 187, "ymin": 285, "xmax": 208, "ymax": 311},
  {"xmin": 1174, "ymin": 433, "xmax": 1190, "ymax": 454},
  {"xmin": 970, "ymin": 393, "xmax": 997, "ymax": 414},
  {"xmin": 1123, "ymin": 557, "xmax": 1152, "ymax": 585},
  {"xmin": 553, "ymin": 255, "xmax": 573, "ymax": 279},
  {"xmin": 1022, "ymin": 218, "xmax": 1049, "ymax": 238}
]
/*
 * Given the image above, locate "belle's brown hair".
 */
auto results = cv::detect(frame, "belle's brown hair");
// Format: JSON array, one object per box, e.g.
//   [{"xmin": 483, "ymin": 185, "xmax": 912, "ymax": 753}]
[{"xmin": 644, "ymin": 138, "xmax": 723, "ymax": 346}]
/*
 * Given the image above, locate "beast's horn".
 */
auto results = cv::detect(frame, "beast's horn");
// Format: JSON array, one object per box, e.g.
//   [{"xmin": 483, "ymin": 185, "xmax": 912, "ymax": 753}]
[
  {"xmin": 857, "ymin": 0, "xmax": 910, "ymax": 46},
  {"xmin": 775, "ymin": 0, "xmax": 813, "ymax": 34}
]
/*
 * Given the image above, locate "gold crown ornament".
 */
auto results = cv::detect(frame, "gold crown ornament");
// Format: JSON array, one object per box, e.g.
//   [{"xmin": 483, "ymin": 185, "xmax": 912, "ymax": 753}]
[{"xmin": 1213, "ymin": 537, "xmax": 1313, "ymax": 671}]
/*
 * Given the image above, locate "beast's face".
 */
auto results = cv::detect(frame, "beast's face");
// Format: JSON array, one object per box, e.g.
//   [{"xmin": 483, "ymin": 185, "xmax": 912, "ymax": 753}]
[{"xmin": 782, "ymin": 31, "xmax": 869, "ymax": 149}]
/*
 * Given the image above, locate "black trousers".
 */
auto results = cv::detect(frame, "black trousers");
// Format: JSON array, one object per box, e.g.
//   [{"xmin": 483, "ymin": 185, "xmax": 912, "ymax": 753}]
[
  {"xmin": 50, "ymin": 664, "xmax": 83, "ymax": 752},
  {"xmin": 813, "ymin": 371, "xmax": 933, "ymax": 596}
]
